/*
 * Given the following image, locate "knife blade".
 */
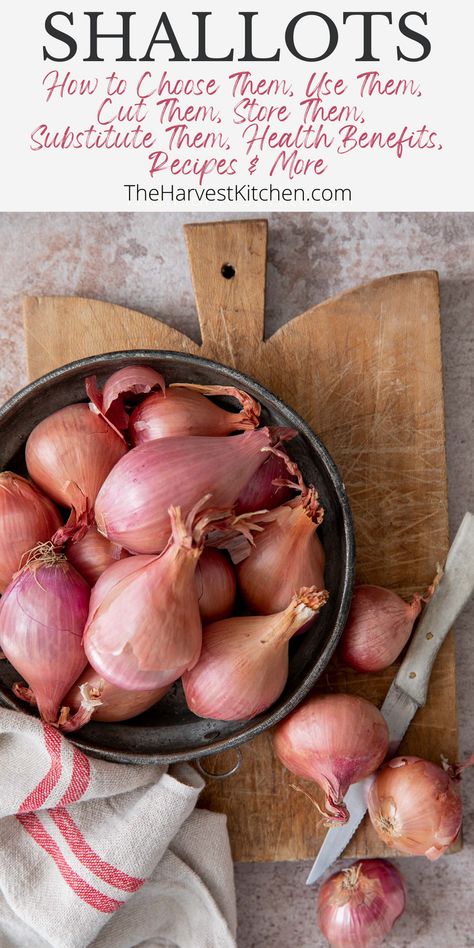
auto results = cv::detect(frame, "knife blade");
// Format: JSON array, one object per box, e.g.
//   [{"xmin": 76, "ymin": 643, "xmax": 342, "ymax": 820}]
[{"xmin": 306, "ymin": 511, "xmax": 474, "ymax": 886}]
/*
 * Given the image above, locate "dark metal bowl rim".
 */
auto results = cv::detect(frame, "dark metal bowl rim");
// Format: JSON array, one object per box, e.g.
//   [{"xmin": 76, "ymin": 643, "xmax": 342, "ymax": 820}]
[{"xmin": 0, "ymin": 349, "xmax": 355, "ymax": 765}]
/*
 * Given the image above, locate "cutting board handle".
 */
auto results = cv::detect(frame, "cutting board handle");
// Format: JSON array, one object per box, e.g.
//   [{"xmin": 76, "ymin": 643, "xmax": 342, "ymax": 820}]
[{"xmin": 184, "ymin": 220, "xmax": 267, "ymax": 367}]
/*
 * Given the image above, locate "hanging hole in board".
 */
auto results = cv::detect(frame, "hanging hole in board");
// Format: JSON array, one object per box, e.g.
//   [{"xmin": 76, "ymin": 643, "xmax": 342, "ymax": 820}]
[
  {"xmin": 221, "ymin": 263, "xmax": 236, "ymax": 280},
  {"xmin": 196, "ymin": 748, "xmax": 242, "ymax": 780}
]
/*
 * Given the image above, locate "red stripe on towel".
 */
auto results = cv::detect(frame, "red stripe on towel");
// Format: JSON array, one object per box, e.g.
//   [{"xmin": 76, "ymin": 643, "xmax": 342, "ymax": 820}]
[
  {"xmin": 50, "ymin": 808, "xmax": 145, "ymax": 892},
  {"xmin": 17, "ymin": 812, "xmax": 124, "ymax": 914},
  {"xmin": 58, "ymin": 746, "xmax": 91, "ymax": 805},
  {"xmin": 18, "ymin": 726, "xmax": 62, "ymax": 813}
]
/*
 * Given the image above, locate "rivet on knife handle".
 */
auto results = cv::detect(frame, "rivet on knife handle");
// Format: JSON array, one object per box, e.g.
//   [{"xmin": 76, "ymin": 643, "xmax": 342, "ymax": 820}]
[{"xmin": 395, "ymin": 512, "xmax": 474, "ymax": 707}]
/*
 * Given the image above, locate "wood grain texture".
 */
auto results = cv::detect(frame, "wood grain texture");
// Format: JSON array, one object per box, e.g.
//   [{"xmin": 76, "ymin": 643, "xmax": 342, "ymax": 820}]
[{"xmin": 23, "ymin": 219, "xmax": 456, "ymax": 863}]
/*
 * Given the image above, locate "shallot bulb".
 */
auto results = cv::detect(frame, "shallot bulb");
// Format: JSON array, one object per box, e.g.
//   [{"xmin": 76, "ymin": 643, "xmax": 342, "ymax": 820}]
[
  {"xmin": 273, "ymin": 694, "xmax": 389, "ymax": 824},
  {"xmin": 196, "ymin": 548, "xmax": 236, "ymax": 622},
  {"xmin": 0, "ymin": 472, "xmax": 62, "ymax": 592},
  {"xmin": 86, "ymin": 365, "xmax": 165, "ymax": 430},
  {"xmin": 66, "ymin": 525, "xmax": 128, "ymax": 586},
  {"xmin": 0, "ymin": 543, "xmax": 89, "ymax": 725},
  {"xmin": 339, "ymin": 585, "xmax": 427, "ymax": 673},
  {"xmin": 96, "ymin": 427, "xmax": 290, "ymax": 554},
  {"xmin": 182, "ymin": 587, "xmax": 329, "ymax": 721},
  {"xmin": 25, "ymin": 404, "xmax": 127, "ymax": 542},
  {"xmin": 84, "ymin": 501, "xmax": 224, "ymax": 691},
  {"xmin": 368, "ymin": 756, "xmax": 464, "ymax": 860},
  {"xmin": 130, "ymin": 383, "xmax": 260, "ymax": 443},
  {"xmin": 237, "ymin": 488, "xmax": 325, "ymax": 614},
  {"xmin": 317, "ymin": 860, "xmax": 406, "ymax": 948},
  {"xmin": 64, "ymin": 665, "xmax": 168, "ymax": 723},
  {"xmin": 235, "ymin": 450, "xmax": 295, "ymax": 514}
]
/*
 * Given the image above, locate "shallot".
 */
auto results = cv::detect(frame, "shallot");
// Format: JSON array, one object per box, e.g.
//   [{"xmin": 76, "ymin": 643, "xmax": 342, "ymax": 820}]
[
  {"xmin": 339, "ymin": 584, "xmax": 432, "ymax": 673},
  {"xmin": 0, "ymin": 543, "xmax": 89, "ymax": 725},
  {"xmin": 86, "ymin": 365, "xmax": 165, "ymax": 430},
  {"xmin": 273, "ymin": 694, "xmax": 389, "ymax": 824},
  {"xmin": 368, "ymin": 756, "xmax": 467, "ymax": 860},
  {"xmin": 64, "ymin": 665, "xmax": 168, "ymax": 723},
  {"xmin": 66, "ymin": 525, "xmax": 128, "ymax": 586},
  {"xmin": 317, "ymin": 860, "xmax": 406, "ymax": 948},
  {"xmin": 95, "ymin": 427, "xmax": 291, "ymax": 554},
  {"xmin": 234, "ymin": 450, "xmax": 295, "ymax": 514},
  {"xmin": 25, "ymin": 404, "xmax": 127, "ymax": 541},
  {"xmin": 84, "ymin": 500, "xmax": 225, "ymax": 691},
  {"xmin": 182, "ymin": 587, "xmax": 328, "ymax": 721},
  {"xmin": 196, "ymin": 548, "xmax": 236, "ymax": 622},
  {"xmin": 0, "ymin": 472, "xmax": 62, "ymax": 592},
  {"xmin": 237, "ymin": 487, "xmax": 325, "ymax": 614},
  {"xmin": 130, "ymin": 383, "xmax": 260, "ymax": 443}
]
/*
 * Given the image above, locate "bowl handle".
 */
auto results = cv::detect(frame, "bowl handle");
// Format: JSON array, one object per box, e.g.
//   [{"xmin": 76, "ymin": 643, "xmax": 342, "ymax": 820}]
[
  {"xmin": 184, "ymin": 220, "xmax": 267, "ymax": 371},
  {"xmin": 196, "ymin": 747, "xmax": 242, "ymax": 780}
]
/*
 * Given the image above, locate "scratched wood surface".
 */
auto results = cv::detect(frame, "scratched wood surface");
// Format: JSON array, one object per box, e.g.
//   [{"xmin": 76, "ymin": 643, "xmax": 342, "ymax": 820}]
[{"xmin": 23, "ymin": 218, "xmax": 456, "ymax": 862}]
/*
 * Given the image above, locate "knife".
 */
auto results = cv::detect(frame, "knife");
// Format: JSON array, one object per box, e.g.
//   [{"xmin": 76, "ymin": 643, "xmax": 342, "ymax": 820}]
[{"xmin": 306, "ymin": 511, "xmax": 474, "ymax": 885}]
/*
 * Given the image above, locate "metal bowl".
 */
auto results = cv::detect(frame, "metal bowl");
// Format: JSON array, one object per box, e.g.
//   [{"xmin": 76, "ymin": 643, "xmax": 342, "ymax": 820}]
[{"xmin": 0, "ymin": 350, "xmax": 355, "ymax": 764}]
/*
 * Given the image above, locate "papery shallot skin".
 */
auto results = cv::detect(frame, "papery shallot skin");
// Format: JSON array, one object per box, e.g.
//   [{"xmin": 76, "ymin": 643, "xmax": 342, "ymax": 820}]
[
  {"xmin": 182, "ymin": 588, "xmax": 328, "ymax": 722},
  {"xmin": 339, "ymin": 585, "xmax": 423, "ymax": 673},
  {"xmin": 317, "ymin": 860, "xmax": 407, "ymax": 948},
  {"xmin": 196, "ymin": 549, "xmax": 236, "ymax": 622},
  {"xmin": 0, "ymin": 472, "xmax": 63, "ymax": 592},
  {"xmin": 234, "ymin": 451, "xmax": 294, "ymax": 515},
  {"xmin": 130, "ymin": 384, "xmax": 260, "ymax": 443},
  {"xmin": 64, "ymin": 665, "xmax": 168, "ymax": 723},
  {"xmin": 66, "ymin": 525, "xmax": 128, "ymax": 587},
  {"xmin": 0, "ymin": 554, "xmax": 90, "ymax": 724},
  {"xmin": 273, "ymin": 693, "xmax": 389, "ymax": 824},
  {"xmin": 87, "ymin": 366, "xmax": 165, "ymax": 430},
  {"xmin": 25, "ymin": 404, "xmax": 128, "ymax": 543},
  {"xmin": 95, "ymin": 428, "xmax": 277, "ymax": 554},
  {"xmin": 237, "ymin": 490, "xmax": 325, "ymax": 615},
  {"xmin": 84, "ymin": 505, "xmax": 217, "ymax": 692},
  {"xmin": 368, "ymin": 756, "xmax": 463, "ymax": 860}
]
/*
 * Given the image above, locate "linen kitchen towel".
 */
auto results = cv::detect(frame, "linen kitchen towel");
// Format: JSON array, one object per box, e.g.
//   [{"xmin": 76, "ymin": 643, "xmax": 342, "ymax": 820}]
[{"xmin": 0, "ymin": 708, "xmax": 237, "ymax": 948}]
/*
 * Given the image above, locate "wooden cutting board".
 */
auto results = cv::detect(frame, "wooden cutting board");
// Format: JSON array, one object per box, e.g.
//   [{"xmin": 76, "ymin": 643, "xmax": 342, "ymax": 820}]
[{"xmin": 23, "ymin": 219, "xmax": 457, "ymax": 863}]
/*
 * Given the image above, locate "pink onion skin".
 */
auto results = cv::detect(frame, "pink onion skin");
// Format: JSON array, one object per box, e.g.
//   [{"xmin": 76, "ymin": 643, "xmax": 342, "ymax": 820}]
[
  {"xmin": 0, "ymin": 473, "xmax": 63, "ymax": 592},
  {"xmin": 0, "ymin": 555, "xmax": 90, "ymax": 724},
  {"xmin": 130, "ymin": 385, "xmax": 259, "ymax": 443},
  {"xmin": 273, "ymin": 694, "xmax": 389, "ymax": 824},
  {"xmin": 368, "ymin": 756, "xmax": 462, "ymax": 860},
  {"xmin": 317, "ymin": 860, "xmax": 407, "ymax": 948},
  {"xmin": 25, "ymin": 404, "xmax": 127, "ymax": 510},
  {"xmin": 64, "ymin": 665, "xmax": 169, "ymax": 723},
  {"xmin": 196, "ymin": 549, "xmax": 236, "ymax": 622},
  {"xmin": 87, "ymin": 366, "xmax": 165, "ymax": 431},
  {"xmin": 66, "ymin": 526, "xmax": 128, "ymax": 587},
  {"xmin": 339, "ymin": 586, "xmax": 423, "ymax": 673},
  {"xmin": 237, "ymin": 495, "xmax": 325, "ymax": 615},
  {"xmin": 235, "ymin": 452, "xmax": 295, "ymax": 515},
  {"xmin": 84, "ymin": 507, "xmax": 207, "ymax": 691},
  {"xmin": 95, "ymin": 428, "xmax": 277, "ymax": 554},
  {"xmin": 182, "ymin": 588, "xmax": 328, "ymax": 722}
]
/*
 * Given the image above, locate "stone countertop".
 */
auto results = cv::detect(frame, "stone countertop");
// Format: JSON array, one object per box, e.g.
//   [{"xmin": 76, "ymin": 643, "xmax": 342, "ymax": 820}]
[{"xmin": 0, "ymin": 212, "xmax": 473, "ymax": 947}]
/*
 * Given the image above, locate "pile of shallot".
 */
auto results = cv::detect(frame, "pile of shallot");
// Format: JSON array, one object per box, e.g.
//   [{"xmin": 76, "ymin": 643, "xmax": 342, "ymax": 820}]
[{"xmin": 0, "ymin": 365, "xmax": 329, "ymax": 730}]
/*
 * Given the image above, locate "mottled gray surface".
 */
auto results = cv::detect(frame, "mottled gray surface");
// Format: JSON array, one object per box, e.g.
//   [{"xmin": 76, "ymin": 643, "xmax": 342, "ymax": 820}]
[{"xmin": 0, "ymin": 212, "xmax": 473, "ymax": 946}]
